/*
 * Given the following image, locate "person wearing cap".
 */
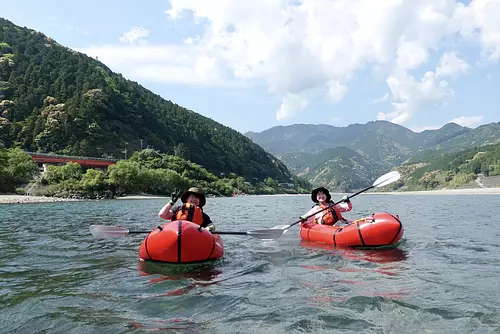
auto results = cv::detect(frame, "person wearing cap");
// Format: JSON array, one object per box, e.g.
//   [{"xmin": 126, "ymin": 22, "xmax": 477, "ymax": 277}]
[
  {"xmin": 299, "ymin": 187, "xmax": 352, "ymax": 226},
  {"xmin": 158, "ymin": 187, "xmax": 216, "ymax": 232}
]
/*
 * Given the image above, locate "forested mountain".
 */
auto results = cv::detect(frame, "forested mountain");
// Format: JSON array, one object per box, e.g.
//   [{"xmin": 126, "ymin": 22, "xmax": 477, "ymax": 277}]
[
  {"xmin": 280, "ymin": 147, "xmax": 386, "ymax": 191},
  {"xmin": 387, "ymin": 142, "xmax": 500, "ymax": 191},
  {"xmin": 245, "ymin": 120, "xmax": 500, "ymax": 161},
  {"xmin": 245, "ymin": 120, "xmax": 500, "ymax": 190},
  {"xmin": 0, "ymin": 18, "xmax": 293, "ymax": 183}
]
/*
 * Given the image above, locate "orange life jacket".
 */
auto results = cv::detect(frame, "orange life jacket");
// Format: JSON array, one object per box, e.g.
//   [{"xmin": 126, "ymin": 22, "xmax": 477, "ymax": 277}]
[
  {"xmin": 174, "ymin": 203, "xmax": 204, "ymax": 226},
  {"xmin": 318, "ymin": 202, "xmax": 343, "ymax": 225}
]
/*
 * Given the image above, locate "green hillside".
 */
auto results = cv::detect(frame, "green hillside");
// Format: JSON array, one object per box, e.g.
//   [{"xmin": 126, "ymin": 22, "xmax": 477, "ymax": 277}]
[
  {"xmin": 280, "ymin": 146, "xmax": 387, "ymax": 191},
  {"xmin": 387, "ymin": 143, "xmax": 500, "ymax": 191},
  {"xmin": 246, "ymin": 120, "xmax": 500, "ymax": 190},
  {"xmin": 0, "ymin": 17, "xmax": 293, "ymax": 183}
]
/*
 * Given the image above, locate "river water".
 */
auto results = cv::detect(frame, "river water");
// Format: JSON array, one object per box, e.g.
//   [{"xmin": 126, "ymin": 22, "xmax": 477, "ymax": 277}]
[{"xmin": 1, "ymin": 194, "xmax": 500, "ymax": 333}]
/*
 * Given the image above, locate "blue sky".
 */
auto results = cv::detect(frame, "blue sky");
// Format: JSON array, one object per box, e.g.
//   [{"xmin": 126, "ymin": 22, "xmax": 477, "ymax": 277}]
[{"xmin": 2, "ymin": 0, "xmax": 500, "ymax": 134}]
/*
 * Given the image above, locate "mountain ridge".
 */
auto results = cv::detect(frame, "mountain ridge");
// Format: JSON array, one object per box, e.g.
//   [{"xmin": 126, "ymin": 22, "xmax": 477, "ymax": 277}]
[{"xmin": 244, "ymin": 120, "xmax": 500, "ymax": 190}]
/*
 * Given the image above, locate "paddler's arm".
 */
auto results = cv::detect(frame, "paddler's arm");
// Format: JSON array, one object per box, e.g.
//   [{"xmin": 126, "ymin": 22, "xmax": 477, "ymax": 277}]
[
  {"xmin": 158, "ymin": 202, "xmax": 175, "ymax": 220},
  {"xmin": 159, "ymin": 190, "xmax": 181, "ymax": 220},
  {"xmin": 299, "ymin": 206, "xmax": 318, "ymax": 221},
  {"xmin": 336, "ymin": 196, "xmax": 352, "ymax": 212},
  {"xmin": 202, "ymin": 213, "xmax": 216, "ymax": 232}
]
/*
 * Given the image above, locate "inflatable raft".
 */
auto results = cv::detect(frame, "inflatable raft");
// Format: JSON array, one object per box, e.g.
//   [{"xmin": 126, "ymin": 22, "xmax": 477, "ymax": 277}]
[
  {"xmin": 138, "ymin": 220, "xmax": 224, "ymax": 264},
  {"xmin": 299, "ymin": 212, "xmax": 403, "ymax": 248}
]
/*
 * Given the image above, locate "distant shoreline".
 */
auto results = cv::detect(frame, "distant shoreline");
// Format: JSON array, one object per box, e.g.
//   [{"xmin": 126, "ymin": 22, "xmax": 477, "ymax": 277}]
[
  {"xmin": 371, "ymin": 187, "xmax": 500, "ymax": 195},
  {"xmin": 109, "ymin": 187, "xmax": 500, "ymax": 199},
  {"xmin": 0, "ymin": 194, "xmax": 82, "ymax": 204},
  {"xmin": 1, "ymin": 187, "xmax": 499, "ymax": 204}
]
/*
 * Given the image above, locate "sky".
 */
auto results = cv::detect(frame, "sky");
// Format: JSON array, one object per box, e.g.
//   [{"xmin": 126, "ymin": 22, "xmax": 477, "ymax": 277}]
[{"xmin": 2, "ymin": 0, "xmax": 500, "ymax": 134}]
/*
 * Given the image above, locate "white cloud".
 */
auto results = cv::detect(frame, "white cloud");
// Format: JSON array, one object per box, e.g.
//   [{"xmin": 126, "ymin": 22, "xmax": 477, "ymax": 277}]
[
  {"xmin": 276, "ymin": 93, "xmax": 308, "ymax": 121},
  {"xmin": 76, "ymin": 44, "xmax": 228, "ymax": 86},
  {"xmin": 410, "ymin": 125, "xmax": 442, "ymax": 133},
  {"xmin": 455, "ymin": 0, "xmax": 500, "ymax": 61},
  {"xmin": 77, "ymin": 0, "xmax": 500, "ymax": 122},
  {"xmin": 449, "ymin": 115, "xmax": 485, "ymax": 127},
  {"xmin": 331, "ymin": 117, "xmax": 341, "ymax": 124},
  {"xmin": 436, "ymin": 52, "xmax": 470, "ymax": 77},
  {"xmin": 373, "ymin": 93, "xmax": 389, "ymax": 103},
  {"xmin": 411, "ymin": 115, "xmax": 484, "ymax": 132},
  {"xmin": 378, "ymin": 65, "xmax": 454, "ymax": 124},
  {"xmin": 119, "ymin": 27, "xmax": 150, "ymax": 45}
]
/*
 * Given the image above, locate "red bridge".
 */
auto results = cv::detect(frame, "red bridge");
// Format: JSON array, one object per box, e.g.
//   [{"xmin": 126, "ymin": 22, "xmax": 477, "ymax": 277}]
[{"xmin": 27, "ymin": 152, "xmax": 119, "ymax": 170}]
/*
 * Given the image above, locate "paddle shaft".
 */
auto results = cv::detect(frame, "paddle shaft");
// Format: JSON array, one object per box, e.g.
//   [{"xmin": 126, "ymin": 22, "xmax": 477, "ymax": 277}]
[
  {"xmin": 126, "ymin": 230, "xmax": 248, "ymax": 235},
  {"xmin": 289, "ymin": 184, "xmax": 376, "ymax": 229}
]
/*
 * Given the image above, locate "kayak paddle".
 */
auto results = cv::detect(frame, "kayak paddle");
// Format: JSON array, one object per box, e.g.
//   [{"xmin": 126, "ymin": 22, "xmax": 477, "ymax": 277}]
[
  {"xmin": 271, "ymin": 170, "xmax": 401, "ymax": 230},
  {"xmin": 89, "ymin": 224, "xmax": 287, "ymax": 240}
]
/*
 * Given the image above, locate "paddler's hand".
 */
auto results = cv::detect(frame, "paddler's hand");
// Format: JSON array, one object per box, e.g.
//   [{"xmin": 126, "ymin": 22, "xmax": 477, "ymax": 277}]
[
  {"xmin": 205, "ymin": 224, "xmax": 216, "ymax": 232},
  {"xmin": 341, "ymin": 195, "xmax": 350, "ymax": 203},
  {"xmin": 299, "ymin": 215, "xmax": 307, "ymax": 221},
  {"xmin": 169, "ymin": 189, "xmax": 182, "ymax": 206}
]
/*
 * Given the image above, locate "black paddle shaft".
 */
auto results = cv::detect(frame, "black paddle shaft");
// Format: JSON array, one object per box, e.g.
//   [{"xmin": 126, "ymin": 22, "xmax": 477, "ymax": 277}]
[{"xmin": 126, "ymin": 230, "xmax": 247, "ymax": 235}]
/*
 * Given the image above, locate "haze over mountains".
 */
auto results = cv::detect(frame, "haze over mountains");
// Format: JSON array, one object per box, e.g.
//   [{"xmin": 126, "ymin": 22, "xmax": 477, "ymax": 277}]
[{"xmin": 245, "ymin": 120, "xmax": 500, "ymax": 190}]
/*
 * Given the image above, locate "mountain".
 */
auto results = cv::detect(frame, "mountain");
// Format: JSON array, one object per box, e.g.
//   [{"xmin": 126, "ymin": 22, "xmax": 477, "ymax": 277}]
[
  {"xmin": 0, "ymin": 18, "xmax": 293, "ymax": 183},
  {"xmin": 388, "ymin": 142, "xmax": 500, "ymax": 191},
  {"xmin": 281, "ymin": 146, "xmax": 387, "ymax": 191},
  {"xmin": 245, "ymin": 120, "xmax": 500, "ymax": 189}
]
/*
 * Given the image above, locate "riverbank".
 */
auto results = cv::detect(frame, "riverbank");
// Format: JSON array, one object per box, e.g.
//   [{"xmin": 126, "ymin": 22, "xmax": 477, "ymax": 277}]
[
  {"xmin": 372, "ymin": 187, "xmax": 500, "ymax": 195},
  {"xmin": 2, "ymin": 187, "xmax": 499, "ymax": 204},
  {"xmin": 0, "ymin": 194, "xmax": 83, "ymax": 204}
]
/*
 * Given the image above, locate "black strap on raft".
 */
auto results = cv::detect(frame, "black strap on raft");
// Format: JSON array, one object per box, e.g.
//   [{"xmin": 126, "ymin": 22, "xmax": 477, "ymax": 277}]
[
  {"xmin": 144, "ymin": 234, "xmax": 154, "ymax": 260},
  {"xmin": 156, "ymin": 225, "xmax": 163, "ymax": 231},
  {"xmin": 177, "ymin": 220, "xmax": 183, "ymax": 263}
]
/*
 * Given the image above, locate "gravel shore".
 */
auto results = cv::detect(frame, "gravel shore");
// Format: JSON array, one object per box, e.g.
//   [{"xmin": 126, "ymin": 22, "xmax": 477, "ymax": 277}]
[
  {"xmin": 0, "ymin": 195, "xmax": 82, "ymax": 204},
  {"xmin": 2, "ymin": 186, "xmax": 499, "ymax": 204}
]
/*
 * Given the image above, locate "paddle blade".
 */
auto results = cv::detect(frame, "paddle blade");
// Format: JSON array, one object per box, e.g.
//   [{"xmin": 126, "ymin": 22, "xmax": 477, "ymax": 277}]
[
  {"xmin": 89, "ymin": 225, "xmax": 131, "ymax": 238},
  {"xmin": 270, "ymin": 224, "xmax": 292, "ymax": 231},
  {"xmin": 373, "ymin": 171, "xmax": 401, "ymax": 188},
  {"xmin": 246, "ymin": 228, "xmax": 288, "ymax": 240}
]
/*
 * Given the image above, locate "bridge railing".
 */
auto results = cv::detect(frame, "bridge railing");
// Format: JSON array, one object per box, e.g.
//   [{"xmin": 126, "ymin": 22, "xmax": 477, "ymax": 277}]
[{"xmin": 26, "ymin": 151, "xmax": 120, "ymax": 162}]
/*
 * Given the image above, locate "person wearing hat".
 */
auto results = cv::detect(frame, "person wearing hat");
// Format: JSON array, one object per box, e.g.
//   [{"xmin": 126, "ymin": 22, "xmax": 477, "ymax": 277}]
[
  {"xmin": 159, "ymin": 187, "xmax": 216, "ymax": 232},
  {"xmin": 299, "ymin": 186, "xmax": 353, "ymax": 226}
]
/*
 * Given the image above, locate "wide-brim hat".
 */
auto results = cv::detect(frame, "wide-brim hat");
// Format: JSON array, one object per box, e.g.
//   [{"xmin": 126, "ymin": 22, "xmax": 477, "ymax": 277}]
[
  {"xmin": 181, "ymin": 187, "xmax": 206, "ymax": 207},
  {"xmin": 311, "ymin": 187, "xmax": 331, "ymax": 203}
]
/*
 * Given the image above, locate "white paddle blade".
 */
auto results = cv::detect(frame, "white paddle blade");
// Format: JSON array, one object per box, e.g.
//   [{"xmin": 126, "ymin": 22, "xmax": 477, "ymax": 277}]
[
  {"xmin": 89, "ymin": 225, "xmax": 130, "ymax": 238},
  {"xmin": 271, "ymin": 224, "xmax": 291, "ymax": 230},
  {"xmin": 373, "ymin": 171, "xmax": 401, "ymax": 188},
  {"xmin": 247, "ymin": 228, "xmax": 287, "ymax": 240}
]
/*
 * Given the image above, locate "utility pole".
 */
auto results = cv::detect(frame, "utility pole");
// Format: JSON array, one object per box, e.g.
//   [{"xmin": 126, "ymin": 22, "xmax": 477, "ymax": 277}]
[
  {"xmin": 123, "ymin": 142, "xmax": 128, "ymax": 159},
  {"xmin": 140, "ymin": 139, "xmax": 143, "ymax": 151}
]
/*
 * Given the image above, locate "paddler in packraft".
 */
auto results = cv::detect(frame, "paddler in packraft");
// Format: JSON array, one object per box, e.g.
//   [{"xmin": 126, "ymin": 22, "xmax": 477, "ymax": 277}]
[
  {"xmin": 299, "ymin": 187, "xmax": 353, "ymax": 227},
  {"xmin": 159, "ymin": 187, "xmax": 216, "ymax": 232}
]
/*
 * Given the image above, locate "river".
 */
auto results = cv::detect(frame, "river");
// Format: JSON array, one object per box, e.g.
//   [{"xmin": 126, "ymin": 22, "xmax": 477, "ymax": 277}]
[{"xmin": 1, "ymin": 194, "xmax": 500, "ymax": 333}]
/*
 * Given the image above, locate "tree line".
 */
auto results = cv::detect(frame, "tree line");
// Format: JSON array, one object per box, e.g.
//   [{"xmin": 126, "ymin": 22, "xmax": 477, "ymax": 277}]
[{"xmin": 0, "ymin": 146, "xmax": 311, "ymax": 198}]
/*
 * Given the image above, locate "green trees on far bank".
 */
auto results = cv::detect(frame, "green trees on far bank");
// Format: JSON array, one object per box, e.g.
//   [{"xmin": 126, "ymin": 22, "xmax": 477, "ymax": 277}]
[
  {"xmin": 0, "ymin": 146, "xmax": 39, "ymax": 193},
  {"xmin": 1, "ymin": 148, "xmax": 312, "ymax": 198}
]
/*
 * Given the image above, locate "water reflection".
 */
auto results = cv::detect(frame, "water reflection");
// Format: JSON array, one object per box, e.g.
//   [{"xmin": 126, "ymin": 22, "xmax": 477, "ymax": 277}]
[
  {"xmin": 299, "ymin": 240, "xmax": 409, "ymax": 264},
  {"xmin": 138, "ymin": 260, "xmax": 223, "ymax": 282},
  {"xmin": 298, "ymin": 241, "xmax": 410, "ymax": 304},
  {"xmin": 137, "ymin": 260, "xmax": 224, "ymax": 296}
]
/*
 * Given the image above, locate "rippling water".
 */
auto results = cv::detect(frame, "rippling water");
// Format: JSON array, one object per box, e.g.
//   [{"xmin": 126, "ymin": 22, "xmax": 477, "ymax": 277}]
[{"xmin": 1, "ymin": 194, "xmax": 500, "ymax": 333}]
